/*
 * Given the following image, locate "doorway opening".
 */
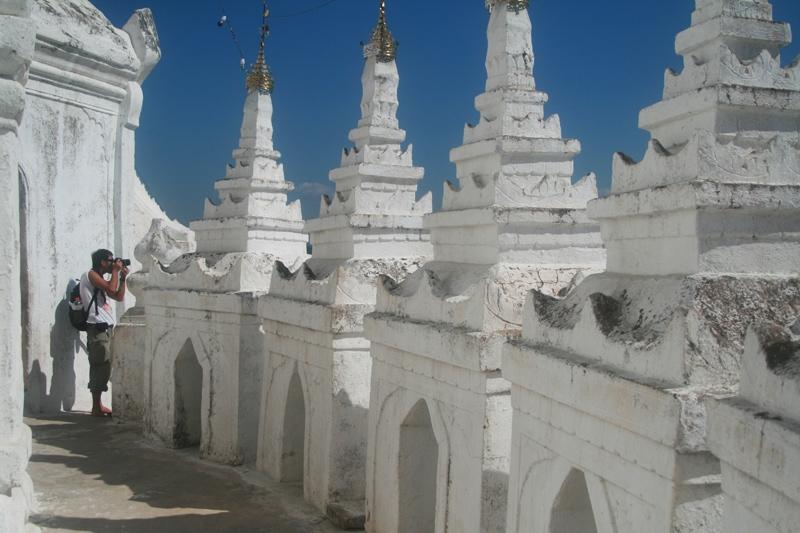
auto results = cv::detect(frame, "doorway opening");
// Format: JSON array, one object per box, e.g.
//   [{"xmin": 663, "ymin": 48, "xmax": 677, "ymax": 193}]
[
  {"xmin": 398, "ymin": 399, "xmax": 438, "ymax": 532},
  {"xmin": 174, "ymin": 339, "xmax": 203, "ymax": 448},
  {"xmin": 280, "ymin": 370, "xmax": 305, "ymax": 482},
  {"xmin": 549, "ymin": 468, "xmax": 598, "ymax": 533}
]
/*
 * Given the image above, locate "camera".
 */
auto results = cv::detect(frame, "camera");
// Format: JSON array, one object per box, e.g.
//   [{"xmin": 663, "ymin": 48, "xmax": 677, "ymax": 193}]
[{"xmin": 115, "ymin": 258, "xmax": 132, "ymax": 267}]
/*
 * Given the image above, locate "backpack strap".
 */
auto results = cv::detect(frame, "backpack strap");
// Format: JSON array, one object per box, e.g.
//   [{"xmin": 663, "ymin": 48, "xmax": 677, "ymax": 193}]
[
  {"xmin": 85, "ymin": 271, "xmax": 100, "ymax": 315},
  {"xmin": 89, "ymin": 287, "xmax": 99, "ymax": 315}
]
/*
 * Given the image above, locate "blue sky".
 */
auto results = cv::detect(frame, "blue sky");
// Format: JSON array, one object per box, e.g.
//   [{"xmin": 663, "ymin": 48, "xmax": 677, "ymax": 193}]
[{"xmin": 96, "ymin": 0, "xmax": 800, "ymax": 224}]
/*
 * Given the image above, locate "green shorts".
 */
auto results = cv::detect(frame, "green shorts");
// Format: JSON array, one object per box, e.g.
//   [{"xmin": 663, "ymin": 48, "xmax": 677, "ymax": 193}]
[{"xmin": 87, "ymin": 325, "xmax": 113, "ymax": 393}]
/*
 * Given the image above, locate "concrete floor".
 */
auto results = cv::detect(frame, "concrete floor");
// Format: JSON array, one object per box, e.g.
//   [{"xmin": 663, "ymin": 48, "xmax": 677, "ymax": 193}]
[{"xmin": 26, "ymin": 413, "xmax": 350, "ymax": 532}]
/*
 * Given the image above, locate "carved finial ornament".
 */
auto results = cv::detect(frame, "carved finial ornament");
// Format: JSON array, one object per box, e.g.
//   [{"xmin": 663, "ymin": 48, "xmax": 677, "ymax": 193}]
[
  {"xmin": 367, "ymin": 0, "xmax": 397, "ymax": 63},
  {"xmin": 485, "ymin": 0, "xmax": 530, "ymax": 13},
  {"xmin": 246, "ymin": 3, "xmax": 275, "ymax": 94}
]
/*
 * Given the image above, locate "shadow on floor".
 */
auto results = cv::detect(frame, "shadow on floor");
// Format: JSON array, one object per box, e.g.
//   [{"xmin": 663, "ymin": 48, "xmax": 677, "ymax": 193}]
[{"xmin": 27, "ymin": 413, "xmax": 338, "ymax": 533}]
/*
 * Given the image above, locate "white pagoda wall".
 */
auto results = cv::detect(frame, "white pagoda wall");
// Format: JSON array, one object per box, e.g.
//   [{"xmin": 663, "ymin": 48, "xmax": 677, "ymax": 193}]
[
  {"xmin": 258, "ymin": 308, "xmax": 373, "ymax": 510},
  {"xmin": 365, "ymin": 338, "xmax": 512, "ymax": 533},
  {"xmin": 19, "ymin": 0, "xmax": 177, "ymax": 415},
  {"xmin": 143, "ymin": 290, "xmax": 263, "ymax": 464},
  {"xmin": 0, "ymin": 0, "xmax": 36, "ymax": 530},
  {"xmin": 257, "ymin": 259, "xmax": 429, "ymax": 526}
]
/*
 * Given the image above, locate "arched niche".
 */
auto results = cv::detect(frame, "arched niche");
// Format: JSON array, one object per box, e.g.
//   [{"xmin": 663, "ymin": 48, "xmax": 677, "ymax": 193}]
[
  {"xmin": 280, "ymin": 369, "xmax": 306, "ymax": 482},
  {"xmin": 174, "ymin": 338, "xmax": 203, "ymax": 448},
  {"xmin": 398, "ymin": 399, "xmax": 439, "ymax": 533},
  {"xmin": 549, "ymin": 468, "xmax": 599, "ymax": 533}
]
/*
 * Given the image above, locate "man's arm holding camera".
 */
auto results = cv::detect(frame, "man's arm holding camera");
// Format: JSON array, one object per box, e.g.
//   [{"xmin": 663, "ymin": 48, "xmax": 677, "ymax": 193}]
[{"xmin": 88, "ymin": 259, "xmax": 129, "ymax": 301}]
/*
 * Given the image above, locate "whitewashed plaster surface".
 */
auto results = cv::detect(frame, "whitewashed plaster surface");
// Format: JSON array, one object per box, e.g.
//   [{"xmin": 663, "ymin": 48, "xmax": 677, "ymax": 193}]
[
  {"xmin": 19, "ymin": 0, "xmax": 178, "ymax": 415},
  {"xmin": 256, "ymin": 16, "xmax": 431, "ymax": 525},
  {"xmin": 708, "ymin": 321, "xmax": 800, "ymax": 533},
  {"xmin": 143, "ymin": 289, "xmax": 266, "ymax": 464},
  {"xmin": 503, "ymin": 1, "xmax": 800, "ymax": 532},
  {"xmin": 0, "ymin": 0, "xmax": 37, "ymax": 530},
  {"xmin": 363, "ymin": 2, "xmax": 604, "ymax": 532},
  {"xmin": 142, "ymin": 81, "xmax": 308, "ymax": 465}
]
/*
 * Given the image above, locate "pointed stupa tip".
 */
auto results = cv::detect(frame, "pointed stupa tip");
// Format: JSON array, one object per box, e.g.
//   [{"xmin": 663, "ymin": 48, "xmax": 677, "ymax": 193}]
[
  {"xmin": 485, "ymin": 0, "xmax": 530, "ymax": 13},
  {"xmin": 366, "ymin": 0, "xmax": 397, "ymax": 62},
  {"xmin": 246, "ymin": 4, "xmax": 275, "ymax": 94}
]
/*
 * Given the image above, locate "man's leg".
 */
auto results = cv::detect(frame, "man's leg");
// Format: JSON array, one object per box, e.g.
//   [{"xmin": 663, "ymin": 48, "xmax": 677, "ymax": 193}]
[{"xmin": 87, "ymin": 327, "xmax": 112, "ymax": 416}]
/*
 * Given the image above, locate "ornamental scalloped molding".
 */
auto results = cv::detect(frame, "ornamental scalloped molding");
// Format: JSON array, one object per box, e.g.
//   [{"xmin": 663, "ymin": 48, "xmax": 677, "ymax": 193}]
[
  {"xmin": 524, "ymin": 279, "xmax": 698, "ymax": 388},
  {"xmin": 269, "ymin": 260, "xmax": 341, "ymax": 304},
  {"xmin": 376, "ymin": 268, "xmax": 492, "ymax": 331},
  {"xmin": 717, "ymin": 45, "xmax": 800, "ymax": 90},
  {"xmin": 320, "ymin": 189, "xmax": 354, "ymax": 216},
  {"xmin": 340, "ymin": 143, "xmax": 412, "ymax": 168},
  {"xmin": 463, "ymin": 112, "xmax": 561, "ymax": 145},
  {"xmin": 443, "ymin": 170, "xmax": 597, "ymax": 211},
  {"xmin": 145, "ymin": 251, "xmax": 286, "ymax": 293},
  {"xmin": 664, "ymin": 44, "xmax": 800, "ymax": 98},
  {"xmin": 494, "ymin": 172, "xmax": 597, "ymax": 209},
  {"xmin": 269, "ymin": 256, "xmax": 425, "ymax": 306},
  {"xmin": 224, "ymin": 153, "xmax": 285, "ymax": 182},
  {"xmin": 202, "ymin": 194, "xmax": 303, "ymax": 221},
  {"xmin": 523, "ymin": 274, "xmax": 800, "ymax": 391},
  {"xmin": 376, "ymin": 262, "xmax": 574, "ymax": 332},
  {"xmin": 318, "ymin": 185, "xmax": 431, "ymax": 219},
  {"xmin": 738, "ymin": 321, "xmax": 800, "ymax": 422},
  {"xmin": 611, "ymin": 130, "xmax": 800, "ymax": 194}
]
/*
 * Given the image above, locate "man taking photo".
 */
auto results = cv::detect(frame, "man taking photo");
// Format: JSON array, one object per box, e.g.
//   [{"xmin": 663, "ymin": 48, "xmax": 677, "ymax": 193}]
[{"xmin": 80, "ymin": 249, "xmax": 129, "ymax": 417}]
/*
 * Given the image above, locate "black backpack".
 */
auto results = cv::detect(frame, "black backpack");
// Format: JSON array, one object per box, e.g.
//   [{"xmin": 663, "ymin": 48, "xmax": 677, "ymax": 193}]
[{"xmin": 68, "ymin": 280, "xmax": 99, "ymax": 332}]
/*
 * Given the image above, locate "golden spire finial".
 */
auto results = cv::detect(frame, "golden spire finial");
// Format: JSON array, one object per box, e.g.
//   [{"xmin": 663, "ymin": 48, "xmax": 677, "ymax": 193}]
[
  {"xmin": 367, "ymin": 0, "xmax": 397, "ymax": 63},
  {"xmin": 246, "ymin": 3, "xmax": 274, "ymax": 94}
]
